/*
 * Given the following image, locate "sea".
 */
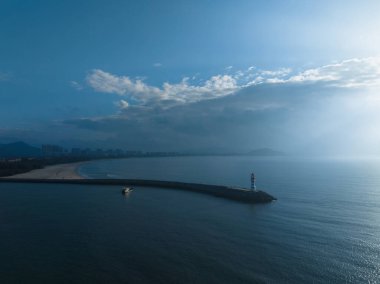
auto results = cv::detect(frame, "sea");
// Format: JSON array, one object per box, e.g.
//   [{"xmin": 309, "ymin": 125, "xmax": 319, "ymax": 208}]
[{"xmin": 1, "ymin": 156, "xmax": 380, "ymax": 283}]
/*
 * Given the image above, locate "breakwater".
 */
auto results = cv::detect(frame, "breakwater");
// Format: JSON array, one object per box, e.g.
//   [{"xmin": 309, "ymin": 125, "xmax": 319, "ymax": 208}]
[{"xmin": 0, "ymin": 178, "xmax": 276, "ymax": 203}]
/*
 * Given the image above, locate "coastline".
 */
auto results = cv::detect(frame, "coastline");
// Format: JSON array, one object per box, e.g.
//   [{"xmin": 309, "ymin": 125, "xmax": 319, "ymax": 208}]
[
  {"xmin": 2, "ymin": 161, "xmax": 86, "ymax": 179},
  {"xmin": 0, "ymin": 158, "xmax": 277, "ymax": 203}
]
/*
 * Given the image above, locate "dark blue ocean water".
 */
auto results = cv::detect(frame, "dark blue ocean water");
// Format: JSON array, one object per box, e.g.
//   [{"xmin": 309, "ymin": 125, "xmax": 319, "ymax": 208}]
[{"xmin": 1, "ymin": 156, "xmax": 380, "ymax": 283}]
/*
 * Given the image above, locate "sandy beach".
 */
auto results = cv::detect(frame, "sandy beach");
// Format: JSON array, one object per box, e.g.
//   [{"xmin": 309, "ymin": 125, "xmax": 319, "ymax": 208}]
[{"xmin": 4, "ymin": 162, "xmax": 85, "ymax": 179}]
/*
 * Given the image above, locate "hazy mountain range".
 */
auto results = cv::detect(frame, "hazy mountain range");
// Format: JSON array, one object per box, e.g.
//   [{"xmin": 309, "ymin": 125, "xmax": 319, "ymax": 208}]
[
  {"xmin": 0, "ymin": 142, "xmax": 42, "ymax": 158},
  {"xmin": 0, "ymin": 141, "xmax": 283, "ymax": 158}
]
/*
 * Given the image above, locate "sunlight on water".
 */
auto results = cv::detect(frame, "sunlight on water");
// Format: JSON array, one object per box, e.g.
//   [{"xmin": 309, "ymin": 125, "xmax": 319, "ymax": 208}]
[{"xmin": 78, "ymin": 156, "xmax": 380, "ymax": 283}]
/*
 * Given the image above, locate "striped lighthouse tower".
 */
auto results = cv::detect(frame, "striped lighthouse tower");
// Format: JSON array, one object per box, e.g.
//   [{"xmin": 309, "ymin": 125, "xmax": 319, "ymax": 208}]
[{"xmin": 251, "ymin": 172, "xmax": 257, "ymax": 191}]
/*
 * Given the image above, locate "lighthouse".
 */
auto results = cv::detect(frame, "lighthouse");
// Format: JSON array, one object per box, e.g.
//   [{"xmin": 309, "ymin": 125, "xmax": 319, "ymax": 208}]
[{"xmin": 250, "ymin": 172, "xmax": 257, "ymax": 191}]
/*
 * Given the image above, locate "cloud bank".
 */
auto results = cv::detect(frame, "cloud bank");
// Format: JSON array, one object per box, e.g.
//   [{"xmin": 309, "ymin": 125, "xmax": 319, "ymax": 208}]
[
  {"xmin": 85, "ymin": 57, "xmax": 380, "ymax": 112},
  {"xmin": 65, "ymin": 57, "xmax": 380, "ymax": 154}
]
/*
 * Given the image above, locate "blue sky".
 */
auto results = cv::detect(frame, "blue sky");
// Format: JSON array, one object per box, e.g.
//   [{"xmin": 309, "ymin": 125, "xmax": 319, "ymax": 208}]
[{"xmin": 1, "ymin": 0, "xmax": 380, "ymax": 154}]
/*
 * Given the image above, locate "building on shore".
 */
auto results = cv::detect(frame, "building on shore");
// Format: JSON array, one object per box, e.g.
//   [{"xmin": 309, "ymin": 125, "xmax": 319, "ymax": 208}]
[{"xmin": 42, "ymin": 144, "xmax": 64, "ymax": 156}]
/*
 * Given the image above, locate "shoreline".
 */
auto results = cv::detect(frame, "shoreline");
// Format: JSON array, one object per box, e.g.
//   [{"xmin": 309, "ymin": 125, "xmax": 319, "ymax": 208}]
[{"xmin": 2, "ymin": 161, "xmax": 86, "ymax": 179}]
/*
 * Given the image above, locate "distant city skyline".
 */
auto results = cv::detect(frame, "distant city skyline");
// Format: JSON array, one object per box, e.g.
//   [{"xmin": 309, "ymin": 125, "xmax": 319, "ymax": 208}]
[{"xmin": 1, "ymin": 0, "xmax": 380, "ymax": 155}]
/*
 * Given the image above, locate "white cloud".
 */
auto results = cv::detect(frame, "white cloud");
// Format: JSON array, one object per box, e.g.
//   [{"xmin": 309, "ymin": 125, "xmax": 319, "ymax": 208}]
[
  {"xmin": 153, "ymin": 63, "xmax": 162, "ymax": 67},
  {"xmin": 70, "ymin": 81, "xmax": 83, "ymax": 90},
  {"xmin": 236, "ymin": 67, "xmax": 292, "ymax": 86},
  {"xmin": 260, "ymin": 68, "xmax": 292, "ymax": 77},
  {"xmin": 286, "ymin": 57, "xmax": 380, "ymax": 87},
  {"xmin": 87, "ymin": 69, "xmax": 161, "ymax": 97},
  {"xmin": 87, "ymin": 70, "xmax": 238, "ymax": 108},
  {"xmin": 231, "ymin": 57, "xmax": 380, "ymax": 89},
  {"xmin": 116, "ymin": 99, "xmax": 130, "ymax": 109},
  {"xmin": 248, "ymin": 57, "xmax": 380, "ymax": 87}
]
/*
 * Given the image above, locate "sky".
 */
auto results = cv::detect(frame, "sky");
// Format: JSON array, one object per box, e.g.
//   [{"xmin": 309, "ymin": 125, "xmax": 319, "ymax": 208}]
[{"xmin": 1, "ymin": 0, "xmax": 380, "ymax": 154}]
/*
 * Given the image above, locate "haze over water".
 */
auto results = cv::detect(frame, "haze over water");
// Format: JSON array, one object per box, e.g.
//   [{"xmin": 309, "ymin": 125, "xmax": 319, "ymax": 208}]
[
  {"xmin": 2, "ymin": 156, "xmax": 380, "ymax": 283},
  {"xmin": 2, "ymin": 1, "xmax": 380, "ymax": 283}
]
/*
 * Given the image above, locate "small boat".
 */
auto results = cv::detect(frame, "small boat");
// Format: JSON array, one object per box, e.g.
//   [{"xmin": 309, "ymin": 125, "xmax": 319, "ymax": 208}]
[{"xmin": 122, "ymin": 187, "xmax": 133, "ymax": 194}]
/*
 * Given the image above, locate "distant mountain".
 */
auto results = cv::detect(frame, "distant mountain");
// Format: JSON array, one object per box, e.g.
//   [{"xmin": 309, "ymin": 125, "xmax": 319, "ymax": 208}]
[
  {"xmin": 247, "ymin": 148, "xmax": 284, "ymax": 156},
  {"xmin": 0, "ymin": 142, "xmax": 42, "ymax": 158}
]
